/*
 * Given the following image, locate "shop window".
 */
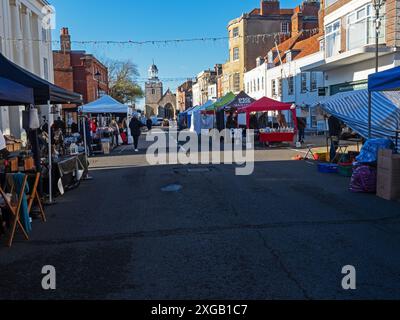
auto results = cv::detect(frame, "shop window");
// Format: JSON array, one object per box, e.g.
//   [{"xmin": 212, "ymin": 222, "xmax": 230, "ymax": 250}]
[
  {"xmin": 325, "ymin": 20, "xmax": 341, "ymax": 58},
  {"xmin": 288, "ymin": 77, "xmax": 294, "ymax": 95},
  {"xmin": 301, "ymin": 73, "xmax": 308, "ymax": 93},
  {"xmin": 233, "ymin": 47, "xmax": 240, "ymax": 61},
  {"xmin": 272, "ymin": 80, "xmax": 277, "ymax": 97},
  {"xmin": 310, "ymin": 72, "xmax": 317, "ymax": 92},
  {"xmin": 233, "ymin": 73, "xmax": 240, "ymax": 92},
  {"xmin": 232, "ymin": 27, "xmax": 239, "ymax": 38}
]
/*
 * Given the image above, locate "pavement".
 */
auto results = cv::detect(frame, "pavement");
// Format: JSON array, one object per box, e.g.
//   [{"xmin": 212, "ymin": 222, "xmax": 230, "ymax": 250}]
[{"xmin": 1, "ymin": 132, "xmax": 400, "ymax": 300}]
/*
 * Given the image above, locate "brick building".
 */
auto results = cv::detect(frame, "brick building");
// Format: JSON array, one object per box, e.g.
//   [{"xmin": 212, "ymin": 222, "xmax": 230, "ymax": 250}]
[
  {"xmin": 53, "ymin": 28, "xmax": 109, "ymax": 120},
  {"xmin": 176, "ymin": 80, "xmax": 193, "ymax": 112}
]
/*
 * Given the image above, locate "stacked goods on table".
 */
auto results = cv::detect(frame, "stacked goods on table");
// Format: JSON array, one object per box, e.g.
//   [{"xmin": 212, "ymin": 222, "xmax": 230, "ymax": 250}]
[
  {"xmin": 376, "ymin": 149, "xmax": 400, "ymax": 201},
  {"xmin": 5, "ymin": 135, "xmax": 22, "ymax": 152}
]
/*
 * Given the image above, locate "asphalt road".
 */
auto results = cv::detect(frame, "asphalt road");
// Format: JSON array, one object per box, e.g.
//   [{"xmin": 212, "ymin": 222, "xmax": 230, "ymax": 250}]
[{"xmin": 1, "ymin": 133, "xmax": 400, "ymax": 300}]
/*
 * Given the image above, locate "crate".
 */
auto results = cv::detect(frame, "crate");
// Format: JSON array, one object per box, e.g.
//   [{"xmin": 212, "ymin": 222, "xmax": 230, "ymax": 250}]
[
  {"xmin": 318, "ymin": 163, "xmax": 338, "ymax": 173},
  {"xmin": 338, "ymin": 163, "xmax": 353, "ymax": 177},
  {"xmin": 315, "ymin": 151, "xmax": 330, "ymax": 162}
]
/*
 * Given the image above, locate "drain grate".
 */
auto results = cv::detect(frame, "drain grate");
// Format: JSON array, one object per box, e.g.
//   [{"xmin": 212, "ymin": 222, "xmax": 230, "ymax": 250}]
[
  {"xmin": 173, "ymin": 166, "xmax": 215, "ymax": 174},
  {"xmin": 187, "ymin": 168, "xmax": 211, "ymax": 173}
]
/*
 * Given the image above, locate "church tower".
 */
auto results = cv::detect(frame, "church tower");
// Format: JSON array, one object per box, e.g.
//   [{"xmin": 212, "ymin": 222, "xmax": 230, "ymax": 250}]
[{"xmin": 145, "ymin": 63, "xmax": 163, "ymax": 117}]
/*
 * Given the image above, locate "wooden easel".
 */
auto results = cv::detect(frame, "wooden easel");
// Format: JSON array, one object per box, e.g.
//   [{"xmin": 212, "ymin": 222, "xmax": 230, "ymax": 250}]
[
  {"xmin": 27, "ymin": 173, "xmax": 46, "ymax": 223},
  {"xmin": 0, "ymin": 175, "xmax": 29, "ymax": 247}
]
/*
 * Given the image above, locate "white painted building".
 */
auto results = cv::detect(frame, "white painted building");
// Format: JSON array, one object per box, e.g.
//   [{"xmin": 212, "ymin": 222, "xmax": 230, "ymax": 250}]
[
  {"xmin": 244, "ymin": 38, "xmax": 325, "ymax": 128},
  {"xmin": 192, "ymin": 82, "xmax": 201, "ymax": 107},
  {"xmin": 208, "ymin": 83, "xmax": 217, "ymax": 101},
  {"xmin": 304, "ymin": 0, "xmax": 400, "ymax": 96},
  {"xmin": 0, "ymin": 0, "xmax": 54, "ymax": 137}
]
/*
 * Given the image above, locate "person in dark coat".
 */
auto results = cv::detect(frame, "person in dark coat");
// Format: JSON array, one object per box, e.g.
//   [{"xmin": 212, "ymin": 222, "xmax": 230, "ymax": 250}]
[
  {"xmin": 129, "ymin": 115, "xmax": 144, "ymax": 152},
  {"xmin": 226, "ymin": 113, "xmax": 237, "ymax": 129},
  {"xmin": 146, "ymin": 118, "xmax": 153, "ymax": 131},
  {"xmin": 297, "ymin": 117, "xmax": 307, "ymax": 143}
]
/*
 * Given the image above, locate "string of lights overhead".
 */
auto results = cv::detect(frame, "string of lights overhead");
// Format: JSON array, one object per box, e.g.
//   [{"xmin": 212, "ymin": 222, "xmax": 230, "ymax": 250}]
[{"xmin": 0, "ymin": 28, "xmax": 320, "ymax": 47}]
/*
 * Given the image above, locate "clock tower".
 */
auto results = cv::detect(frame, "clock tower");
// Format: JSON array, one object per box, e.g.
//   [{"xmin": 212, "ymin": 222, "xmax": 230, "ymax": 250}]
[{"xmin": 145, "ymin": 63, "xmax": 163, "ymax": 117}]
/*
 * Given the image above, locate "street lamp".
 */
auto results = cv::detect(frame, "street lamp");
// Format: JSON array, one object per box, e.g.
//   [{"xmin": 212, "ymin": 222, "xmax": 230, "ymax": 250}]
[
  {"xmin": 95, "ymin": 71, "xmax": 101, "ymax": 99},
  {"xmin": 368, "ymin": 0, "xmax": 386, "ymax": 138},
  {"xmin": 373, "ymin": 0, "xmax": 386, "ymax": 72}
]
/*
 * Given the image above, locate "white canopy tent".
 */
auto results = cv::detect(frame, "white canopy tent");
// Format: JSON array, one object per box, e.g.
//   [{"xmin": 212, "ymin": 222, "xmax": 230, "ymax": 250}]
[
  {"xmin": 80, "ymin": 95, "xmax": 134, "ymax": 144},
  {"xmin": 80, "ymin": 95, "xmax": 131, "ymax": 114}
]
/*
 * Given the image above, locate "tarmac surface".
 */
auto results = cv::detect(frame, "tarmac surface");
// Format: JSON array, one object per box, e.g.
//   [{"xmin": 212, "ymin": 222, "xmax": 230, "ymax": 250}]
[{"xmin": 1, "ymin": 132, "xmax": 400, "ymax": 300}]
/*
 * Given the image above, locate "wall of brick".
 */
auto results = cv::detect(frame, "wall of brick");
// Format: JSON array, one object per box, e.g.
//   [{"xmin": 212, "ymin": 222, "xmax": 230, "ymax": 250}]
[{"xmin": 386, "ymin": 0, "xmax": 400, "ymax": 47}]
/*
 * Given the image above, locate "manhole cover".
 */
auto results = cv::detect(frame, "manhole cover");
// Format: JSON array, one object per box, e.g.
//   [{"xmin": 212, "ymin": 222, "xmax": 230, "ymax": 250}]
[
  {"xmin": 187, "ymin": 168, "xmax": 211, "ymax": 173},
  {"xmin": 161, "ymin": 184, "xmax": 183, "ymax": 192}
]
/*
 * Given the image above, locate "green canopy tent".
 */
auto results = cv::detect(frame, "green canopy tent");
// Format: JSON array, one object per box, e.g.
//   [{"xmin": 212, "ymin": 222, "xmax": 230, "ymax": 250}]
[
  {"xmin": 202, "ymin": 92, "xmax": 236, "ymax": 130},
  {"xmin": 203, "ymin": 92, "xmax": 236, "ymax": 114}
]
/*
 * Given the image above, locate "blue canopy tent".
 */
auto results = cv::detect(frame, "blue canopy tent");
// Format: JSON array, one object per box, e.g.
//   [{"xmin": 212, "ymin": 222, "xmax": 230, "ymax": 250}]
[
  {"xmin": 318, "ymin": 90, "xmax": 400, "ymax": 142},
  {"xmin": 0, "ymin": 77, "xmax": 34, "ymax": 106},
  {"xmin": 191, "ymin": 100, "xmax": 215, "ymax": 134},
  {"xmin": 368, "ymin": 66, "xmax": 400, "ymax": 146}
]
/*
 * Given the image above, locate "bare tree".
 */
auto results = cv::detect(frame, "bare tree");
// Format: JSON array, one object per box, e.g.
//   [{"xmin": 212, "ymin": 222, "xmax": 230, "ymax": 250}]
[{"xmin": 106, "ymin": 59, "xmax": 143, "ymax": 104}]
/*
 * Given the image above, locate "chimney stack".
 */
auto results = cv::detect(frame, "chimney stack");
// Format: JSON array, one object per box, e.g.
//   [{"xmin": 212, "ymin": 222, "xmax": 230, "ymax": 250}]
[
  {"xmin": 60, "ymin": 27, "xmax": 71, "ymax": 52},
  {"xmin": 260, "ymin": 0, "xmax": 280, "ymax": 16}
]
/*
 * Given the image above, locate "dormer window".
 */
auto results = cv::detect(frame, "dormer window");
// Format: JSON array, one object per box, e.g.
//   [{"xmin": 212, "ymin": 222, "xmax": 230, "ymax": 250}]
[
  {"xmin": 286, "ymin": 51, "xmax": 292, "ymax": 62},
  {"xmin": 281, "ymin": 22, "xmax": 290, "ymax": 34}
]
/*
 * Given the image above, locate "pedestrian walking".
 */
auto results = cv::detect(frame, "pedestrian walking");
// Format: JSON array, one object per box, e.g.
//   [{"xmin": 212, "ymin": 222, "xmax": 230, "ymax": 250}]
[
  {"xmin": 146, "ymin": 117, "xmax": 153, "ymax": 131},
  {"xmin": 129, "ymin": 114, "xmax": 144, "ymax": 152}
]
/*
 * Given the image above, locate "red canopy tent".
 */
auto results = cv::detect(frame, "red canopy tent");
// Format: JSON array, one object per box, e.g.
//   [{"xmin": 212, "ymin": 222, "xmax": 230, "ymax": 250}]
[{"xmin": 237, "ymin": 96, "xmax": 298, "ymax": 143}]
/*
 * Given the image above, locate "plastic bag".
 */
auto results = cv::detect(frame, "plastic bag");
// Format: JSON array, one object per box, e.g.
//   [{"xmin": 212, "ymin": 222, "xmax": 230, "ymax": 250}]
[
  {"xmin": 349, "ymin": 165, "xmax": 377, "ymax": 193},
  {"xmin": 356, "ymin": 138, "xmax": 393, "ymax": 164}
]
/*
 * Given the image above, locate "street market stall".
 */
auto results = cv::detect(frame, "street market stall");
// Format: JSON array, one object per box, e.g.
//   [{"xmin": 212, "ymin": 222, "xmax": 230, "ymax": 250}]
[
  {"xmin": 80, "ymin": 95, "xmax": 133, "ymax": 153},
  {"xmin": 317, "ymin": 89, "xmax": 400, "ymax": 145},
  {"xmin": 202, "ymin": 92, "xmax": 236, "ymax": 131},
  {"xmin": 216, "ymin": 91, "xmax": 254, "ymax": 131},
  {"xmin": 190, "ymin": 100, "xmax": 215, "ymax": 134},
  {"xmin": 0, "ymin": 52, "xmax": 83, "ymax": 204},
  {"xmin": 368, "ymin": 66, "xmax": 400, "ymax": 149},
  {"xmin": 237, "ymin": 97, "xmax": 297, "ymax": 144}
]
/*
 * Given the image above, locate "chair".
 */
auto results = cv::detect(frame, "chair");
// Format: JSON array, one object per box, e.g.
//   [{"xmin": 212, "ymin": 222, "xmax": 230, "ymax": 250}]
[
  {"xmin": 0, "ymin": 175, "xmax": 29, "ymax": 247},
  {"xmin": 27, "ymin": 173, "xmax": 46, "ymax": 223},
  {"xmin": 304, "ymin": 144, "xmax": 316, "ymax": 160}
]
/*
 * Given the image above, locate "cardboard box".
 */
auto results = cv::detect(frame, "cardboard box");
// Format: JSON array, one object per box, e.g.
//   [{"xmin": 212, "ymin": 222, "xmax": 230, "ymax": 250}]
[
  {"xmin": 9, "ymin": 157, "xmax": 18, "ymax": 172},
  {"xmin": 378, "ymin": 149, "xmax": 400, "ymax": 172},
  {"xmin": 23, "ymin": 157, "xmax": 35, "ymax": 171},
  {"xmin": 377, "ymin": 151, "xmax": 400, "ymax": 201}
]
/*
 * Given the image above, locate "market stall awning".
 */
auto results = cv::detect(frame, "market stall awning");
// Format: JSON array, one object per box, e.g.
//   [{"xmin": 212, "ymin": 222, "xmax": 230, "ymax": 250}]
[
  {"xmin": 0, "ymin": 53, "xmax": 82, "ymax": 104},
  {"xmin": 316, "ymin": 89, "xmax": 400, "ymax": 139},
  {"xmin": 205, "ymin": 92, "xmax": 236, "ymax": 112},
  {"xmin": 80, "ymin": 95, "xmax": 129, "ymax": 114},
  {"xmin": 222, "ymin": 91, "xmax": 255, "ymax": 111},
  {"xmin": 237, "ymin": 96, "xmax": 294, "ymax": 113},
  {"xmin": 369, "ymin": 66, "xmax": 400, "ymax": 92},
  {"xmin": 0, "ymin": 77, "xmax": 34, "ymax": 106}
]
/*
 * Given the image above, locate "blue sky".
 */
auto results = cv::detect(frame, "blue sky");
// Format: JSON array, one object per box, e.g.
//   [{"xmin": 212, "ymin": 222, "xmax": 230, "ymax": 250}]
[{"xmin": 50, "ymin": 0, "xmax": 302, "ymax": 107}]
